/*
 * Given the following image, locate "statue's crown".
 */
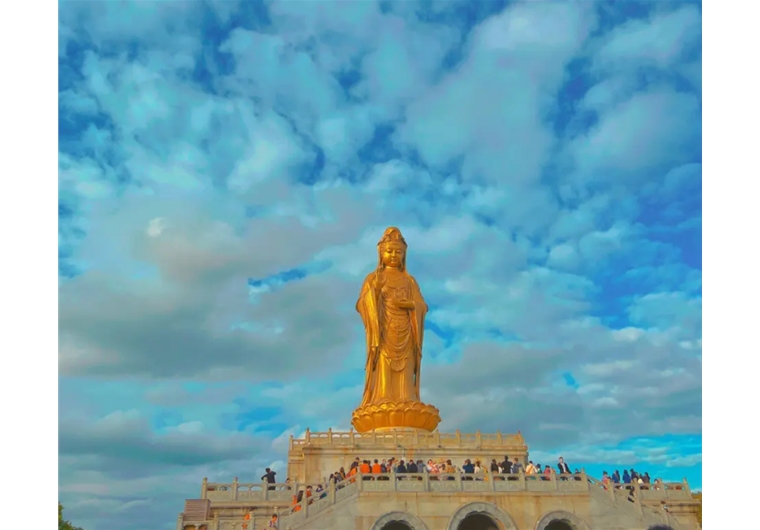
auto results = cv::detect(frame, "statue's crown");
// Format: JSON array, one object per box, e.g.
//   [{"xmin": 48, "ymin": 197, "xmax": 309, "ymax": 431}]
[{"xmin": 378, "ymin": 227, "xmax": 407, "ymax": 247}]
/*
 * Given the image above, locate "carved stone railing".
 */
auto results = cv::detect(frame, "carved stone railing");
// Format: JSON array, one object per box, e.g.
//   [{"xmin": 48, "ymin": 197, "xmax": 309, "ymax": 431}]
[
  {"xmin": 201, "ymin": 477, "xmax": 296, "ymax": 502},
  {"xmin": 184, "ymin": 472, "xmax": 695, "ymax": 530},
  {"xmin": 586, "ymin": 476, "xmax": 692, "ymax": 502},
  {"xmin": 275, "ymin": 472, "xmax": 593, "ymax": 529},
  {"xmin": 289, "ymin": 428, "xmax": 526, "ymax": 450}
]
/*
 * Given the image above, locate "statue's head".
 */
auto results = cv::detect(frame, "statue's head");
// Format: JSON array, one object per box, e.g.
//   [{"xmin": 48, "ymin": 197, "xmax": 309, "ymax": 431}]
[{"xmin": 377, "ymin": 227, "xmax": 407, "ymax": 271}]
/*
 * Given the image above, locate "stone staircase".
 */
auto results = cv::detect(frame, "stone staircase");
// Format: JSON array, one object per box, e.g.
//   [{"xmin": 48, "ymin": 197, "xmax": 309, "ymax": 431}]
[
  {"xmin": 279, "ymin": 477, "xmax": 360, "ymax": 530},
  {"xmin": 586, "ymin": 476, "xmax": 673, "ymax": 528},
  {"xmin": 274, "ymin": 472, "xmax": 696, "ymax": 530},
  {"xmin": 183, "ymin": 499, "xmax": 211, "ymax": 522}
]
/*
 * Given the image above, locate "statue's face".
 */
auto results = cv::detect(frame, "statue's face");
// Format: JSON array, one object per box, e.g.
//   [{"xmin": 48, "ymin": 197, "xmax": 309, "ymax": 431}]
[{"xmin": 381, "ymin": 243, "xmax": 405, "ymax": 269}]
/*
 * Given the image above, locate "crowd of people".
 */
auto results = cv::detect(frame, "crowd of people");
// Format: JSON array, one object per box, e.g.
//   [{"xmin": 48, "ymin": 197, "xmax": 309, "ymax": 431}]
[
  {"xmin": 322, "ymin": 454, "xmax": 583, "ymax": 484},
  {"xmin": 600, "ymin": 468, "xmax": 673, "ymax": 492},
  {"xmin": 250, "ymin": 456, "xmax": 673, "ymax": 529}
]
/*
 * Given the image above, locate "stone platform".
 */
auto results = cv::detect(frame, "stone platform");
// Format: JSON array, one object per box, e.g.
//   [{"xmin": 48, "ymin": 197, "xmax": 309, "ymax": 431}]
[
  {"xmin": 287, "ymin": 428, "xmax": 529, "ymax": 486},
  {"xmin": 175, "ymin": 431, "xmax": 702, "ymax": 530}
]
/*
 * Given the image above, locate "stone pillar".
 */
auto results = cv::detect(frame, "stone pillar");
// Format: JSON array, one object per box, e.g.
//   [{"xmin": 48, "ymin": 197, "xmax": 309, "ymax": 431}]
[
  {"xmin": 633, "ymin": 482, "xmax": 643, "ymax": 515},
  {"xmin": 455, "ymin": 429, "xmax": 461, "ymax": 445},
  {"xmin": 263, "ymin": 479, "xmax": 269, "ymax": 501},
  {"xmin": 305, "ymin": 428, "xmax": 311, "ymax": 444},
  {"xmin": 455, "ymin": 470, "xmax": 462, "ymax": 490},
  {"xmin": 176, "ymin": 514, "xmax": 184, "ymax": 530},
  {"xmin": 518, "ymin": 471, "xmax": 525, "ymax": 490},
  {"xmin": 328, "ymin": 479, "xmax": 336, "ymax": 504},
  {"xmin": 231, "ymin": 477, "xmax": 238, "ymax": 501},
  {"xmin": 423, "ymin": 470, "xmax": 430, "ymax": 491},
  {"xmin": 391, "ymin": 471, "xmax": 397, "ymax": 491},
  {"xmin": 212, "ymin": 513, "xmax": 219, "ymax": 530},
  {"xmin": 201, "ymin": 477, "xmax": 208, "ymax": 499}
]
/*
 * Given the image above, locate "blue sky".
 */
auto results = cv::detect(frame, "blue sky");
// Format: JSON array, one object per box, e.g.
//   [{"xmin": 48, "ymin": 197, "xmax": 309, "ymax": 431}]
[{"xmin": 57, "ymin": 1, "xmax": 701, "ymax": 529}]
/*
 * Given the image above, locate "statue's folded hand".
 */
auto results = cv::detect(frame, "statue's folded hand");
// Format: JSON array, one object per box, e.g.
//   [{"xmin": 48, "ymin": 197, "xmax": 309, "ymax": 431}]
[{"xmin": 397, "ymin": 299, "xmax": 415, "ymax": 310}]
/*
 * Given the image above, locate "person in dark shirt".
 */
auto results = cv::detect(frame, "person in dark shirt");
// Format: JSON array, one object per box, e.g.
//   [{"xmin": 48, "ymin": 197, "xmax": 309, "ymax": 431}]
[
  {"xmin": 462, "ymin": 459, "xmax": 474, "ymax": 480},
  {"xmin": 262, "ymin": 468, "xmax": 277, "ymax": 491},
  {"xmin": 396, "ymin": 460, "xmax": 407, "ymax": 476},
  {"xmin": 500, "ymin": 455, "xmax": 512, "ymax": 474},
  {"xmin": 408, "ymin": 460, "xmax": 418, "ymax": 473}
]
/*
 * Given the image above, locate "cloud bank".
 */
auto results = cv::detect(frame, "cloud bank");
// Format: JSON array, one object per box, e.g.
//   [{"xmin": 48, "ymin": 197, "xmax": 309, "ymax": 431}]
[{"xmin": 58, "ymin": 1, "xmax": 702, "ymax": 529}]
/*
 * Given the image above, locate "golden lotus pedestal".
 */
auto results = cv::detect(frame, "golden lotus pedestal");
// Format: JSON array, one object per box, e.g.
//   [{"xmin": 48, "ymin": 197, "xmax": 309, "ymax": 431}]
[{"xmin": 351, "ymin": 400, "xmax": 441, "ymax": 433}]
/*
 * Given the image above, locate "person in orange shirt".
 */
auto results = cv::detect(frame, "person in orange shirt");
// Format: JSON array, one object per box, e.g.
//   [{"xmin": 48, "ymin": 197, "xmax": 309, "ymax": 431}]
[
  {"xmin": 371, "ymin": 459, "xmax": 382, "ymax": 479},
  {"xmin": 347, "ymin": 463, "xmax": 358, "ymax": 483},
  {"xmin": 292, "ymin": 490, "xmax": 303, "ymax": 512},
  {"xmin": 242, "ymin": 511, "xmax": 251, "ymax": 529},
  {"xmin": 359, "ymin": 459, "xmax": 371, "ymax": 480}
]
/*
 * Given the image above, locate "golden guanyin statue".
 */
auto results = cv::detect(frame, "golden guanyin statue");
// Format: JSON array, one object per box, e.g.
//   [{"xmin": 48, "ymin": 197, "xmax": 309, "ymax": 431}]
[{"xmin": 351, "ymin": 227, "xmax": 441, "ymax": 432}]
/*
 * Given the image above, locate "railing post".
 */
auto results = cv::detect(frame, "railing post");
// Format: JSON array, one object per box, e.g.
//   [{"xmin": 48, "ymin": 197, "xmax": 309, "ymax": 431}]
[
  {"xmin": 490, "ymin": 473, "xmax": 496, "ymax": 491},
  {"xmin": 455, "ymin": 471, "xmax": 462, "ymax": 490},
  {"xmin": 423, "ymin": 470, "xmax": 430, "ymax": 491},
  {"xmin": 357, "ymin": 473, "xmax": 364, "ymax": 492},
  {"xmin": 349, "ymin": 428, "xmax": 355, "ymax": 446},
  {"xmin": 475, "ymin": 430, "xmax": 482, "ymax": 447},
  {"xmin": 232, "ymin": 477, "xmax": 239, "ymax": 501},
  {"xmin": 262, "ymin": 479, "xmax": 269, "ymax": 501},
  {"xmin": 455, "ymin": 429, "xmax": 461, "ymax": 445},
  {"xmin": 551, "ymin": 473, "xmax": 558, "ymax": 490},
  {"xmin": 497, "ymin": 430, "xmax": 502, "ymax": 444},
  {"xmin": 327, "ymin": 427, "xmax": 333, "ymax": 444},
  {"xmin": 682, "ymin": 478, "xmax": 691, "ymax": 495},
  {"xmin": 176, "ymin": 514, "xmax": 183, "ymax": 530},
  {"xmin": 305, "ymin": 428, "xmax": 311, "ymax": 444},
  {"xmin": 391, "ymin": 471, "xmax": 397, "ymax": 491},
  {"xmin": 328, "ymin": 480, "xmax": 336, "ymax": 504},
  {"xmin": 518, "ymin": 470, "xmax": 525, "ymax": 490},
  {"xmin": 434, "ymin": 430, "xmax": 440, "ymax": 445},
  {"xmin": 301, "ymin": 490, "xmax": 309, "ymax": 518},
  {"xmin": 289, "ymin": 434, "xmax": 294, "ymax": 451},
  {"xmin": 212, "ymin": 512, "xmax": 219, "ymax": 530},
  {"xmin": 201, "ymin": 477, "xmax": 208, "ymax": 499},
  {"xmin": 633, "ymin": 483, "xmax": 643, "ymax": 515}
]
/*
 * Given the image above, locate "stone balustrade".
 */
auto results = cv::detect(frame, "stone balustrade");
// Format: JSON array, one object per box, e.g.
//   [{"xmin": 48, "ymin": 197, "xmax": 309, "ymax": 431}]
[
  {"xmin": 289, "ymin": 428, "xmax": 526, "ymax": 449},
  {"xmin": 200, "ymin": 473, "xmax": 692, "ymax": 504},
  {"xmin": 184, "ymin": 473, "xmax": 694, "ymax": 530},
  {"xmin": 202, "ymin": 477, "xmax": 295, "ymax": 503}
]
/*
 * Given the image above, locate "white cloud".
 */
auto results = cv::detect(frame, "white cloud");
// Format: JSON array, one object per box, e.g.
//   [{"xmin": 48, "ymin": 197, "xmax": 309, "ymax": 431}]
[{"xmin": 57, "ymin": 2, "xmax": 702, "ymax": 529}]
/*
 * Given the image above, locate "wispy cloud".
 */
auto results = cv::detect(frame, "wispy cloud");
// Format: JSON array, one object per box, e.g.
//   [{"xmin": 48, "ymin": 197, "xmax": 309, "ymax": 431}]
[{"xmin": 58, "ymin": 1, "xmax": 701, "ymax": 529}]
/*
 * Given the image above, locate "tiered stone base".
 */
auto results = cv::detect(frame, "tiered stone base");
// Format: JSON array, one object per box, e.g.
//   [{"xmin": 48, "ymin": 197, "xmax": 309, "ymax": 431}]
[{"xmin": 351, "ymin": 400, "xmax": 441, "ymax": 432}]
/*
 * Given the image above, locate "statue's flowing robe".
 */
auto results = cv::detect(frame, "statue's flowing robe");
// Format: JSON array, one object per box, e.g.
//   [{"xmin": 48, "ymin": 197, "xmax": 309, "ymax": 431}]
[{"xmin": 357, "ymin": 271, "xmax": 427, "ymax": 406}]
